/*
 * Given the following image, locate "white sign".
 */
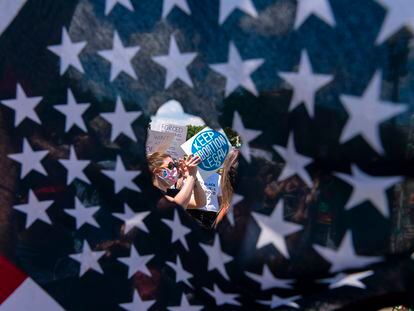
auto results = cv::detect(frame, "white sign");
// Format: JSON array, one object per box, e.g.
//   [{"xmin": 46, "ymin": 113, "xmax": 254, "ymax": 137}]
[
  {"xmin": 146, "ymin": 130, "xmax": 175, "ymax": 154},
  {"xmin": 158, "ymin": 123, "xmax": 188, "ymax": 159},
  {"xmin": 181, "ymin": 127, "xmax": 231, "ymax": 181}
]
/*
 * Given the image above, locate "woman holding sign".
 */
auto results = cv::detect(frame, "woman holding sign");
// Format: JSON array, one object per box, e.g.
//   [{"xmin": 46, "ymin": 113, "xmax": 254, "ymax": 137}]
[{"xmin": 147, "ymin": 152, "xmax": 206, "ymax": 209}]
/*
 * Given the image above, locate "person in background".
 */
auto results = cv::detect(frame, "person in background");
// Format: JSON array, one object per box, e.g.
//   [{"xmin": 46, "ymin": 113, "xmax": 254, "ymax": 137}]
[
  {"xmin": 146, "ymin": 152, "xmax": 206, "ymax": 209},
  {"xmin": 214, "ymin": 148, "xmax": 240, "ymax": 227}
]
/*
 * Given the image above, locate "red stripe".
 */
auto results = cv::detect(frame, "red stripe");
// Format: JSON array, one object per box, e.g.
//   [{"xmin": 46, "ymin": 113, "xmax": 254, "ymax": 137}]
[{"xmin": 0, "ymin": 256, "xmax": 27, "ymax": 304}]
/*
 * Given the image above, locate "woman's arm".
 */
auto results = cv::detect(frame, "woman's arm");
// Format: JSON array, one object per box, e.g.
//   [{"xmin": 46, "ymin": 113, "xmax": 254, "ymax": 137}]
[
  {"xmin": 165, "ymin": 155, "xmax": 206, "ymax": 209},
  {"xmin": 165, "ymin": 175, "xmax": 197, "ymax": 208},
  {"xmin": 187, "ymin": 178, "xmax": 207, "ymax": 209}
]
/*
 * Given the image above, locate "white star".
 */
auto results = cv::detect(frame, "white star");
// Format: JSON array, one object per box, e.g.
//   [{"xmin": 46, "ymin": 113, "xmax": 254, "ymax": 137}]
[
  {"xmin": 278, "ymin": 50, "xmax": 333, "ymax": 117},
  {"xmin": 339, "ymin": 71, "xmax": 407, "ymax": 154},
  {"xmin": 257, "ymin": 295, "xmax": 301, "ymax": 309},
  {"xmin": 335, "ymin": 164, "xmax": 402, "ymax": 218},
  {"xmin": 119, "ymin": 290, "xmax": 155, "ymax": 311},
  {"xmin": 168, "ymin": 294, "xmax": 203, "ymax": 311},
  {"xmin": 100, "ymin": 97, "xmax": 142, "ymax": 142},
  {"xmin": 8, "ymin": 138, "xmax": 48, "ymax": 179},
  {"xmin": 0, "ymin": 84, "xmax": 42, "ymax": 127},
  {"xmin": 167, "ymin": 255, "xmax": 193, "ymax": 288},
  {"xmin": 252, "ymin": 201, "xmax": 302, "ymax": 258},
  {"xmin": 245, "ymin": 265, "xmax": 294, "ymax": 290},
  {"xmin": 64, "ymin": 197, "xmax": 100, "ymax": 229},
  {"xmin": 105, "ymin": 0, "xmax": 134, "ymax": 15},
  {"xmin": 118, "ymin": 245, "xmax": 154, "ymax": 278},
  {"xmin": 226, "ymin": 193, "xmax": 244, "ymax": 226},
  {"xmin": 162, "ymin": 209, "xmax": 191, "ymax": 251},
  {"xmin": 313, "ymin": 231, "xmax": 383, "ymax": 273},
  {"xmin": 318, "ymin": 270, "xmax": 374, "ymax": 289},
  {"xmin": 199, "ymin": 235, "xmax": 233, "ymax": 281},
  {"xmin": 112, "ymin": 204, "xmax": 150, "ymax": 234},
  {"xmin": 58, "ymin": 146, "xmax": 91, "ymax": 185},
  {"xmin": 54, "ymin": 89, "xmax": 90, "ymax": 132},
  {"xmin": 97, "ymin": 31, "xmax": 140, "ymax": 81},
  {"xmin": 294, "ymin": 0, "xmax": 336, "ymax": 29},
  {"xmin": 162, "ymin": 0, "xmax": 191, "ymax": 18},
  {"xmin": 375, "ymin": 0, "xmax": 414, "ymax": 44},
  {"xmin": 203, "ymin": 284, "xmax": 241, "ymax": 306},
  {"xmin": 272, "ymin": 133, "xmax": 313, "ymax": 188},
  {"xmin": 70, "ymin": 240, "xmax": 105, "ymax": 277},
  {"xmin": 152, "ymin": 36, "xmax": 197, "ymax": 88},
  {"xmin": 210, "ymin": 42, "xmax": 264, "ymax": 97},
  {"xmin": 219, "ymin": 0, "xmax": 258, "ymax": 24},
  {"xmin": 13, "ymin": 190, "xmax": 53, "ymax": 229},
  {"xmin": 48, "ymin": 27, "xmax": 87, "ymax": 75},
  {"xmin": 232, "ymin": 111, "xmax": 261, "ymax": 163},
  {"xmin": 101, "ymin": 156, "xmax": 141, "ymax": 193}
]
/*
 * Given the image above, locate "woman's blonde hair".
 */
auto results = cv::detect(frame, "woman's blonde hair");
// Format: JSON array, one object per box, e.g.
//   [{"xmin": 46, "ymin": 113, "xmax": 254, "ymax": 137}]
[{"xmin": 214, "ymin": 148, "xmax": 240, "ymax": 227}]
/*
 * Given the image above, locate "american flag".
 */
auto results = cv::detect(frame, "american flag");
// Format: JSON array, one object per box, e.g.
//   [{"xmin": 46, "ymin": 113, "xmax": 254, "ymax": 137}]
[{"xmin": 0, "ymin": 0, "xmax": 413, "ymax": 309}]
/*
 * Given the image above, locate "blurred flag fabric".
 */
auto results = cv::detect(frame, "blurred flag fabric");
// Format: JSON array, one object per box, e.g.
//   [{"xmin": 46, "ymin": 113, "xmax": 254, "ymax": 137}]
[{"xmin": 0, "ymin": 0, "xmax": 414, "ymax": 310}]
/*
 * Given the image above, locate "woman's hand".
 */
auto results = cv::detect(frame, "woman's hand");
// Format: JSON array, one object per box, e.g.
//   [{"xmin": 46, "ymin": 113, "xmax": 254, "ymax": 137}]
[{"xmin": 179, "ymin": 154, "xmax": 201, "ymax": 178}]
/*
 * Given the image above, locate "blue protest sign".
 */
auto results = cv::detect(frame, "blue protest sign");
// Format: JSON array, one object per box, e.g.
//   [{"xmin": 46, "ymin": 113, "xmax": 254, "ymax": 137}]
[
  {"xmin": 181, "ymin": 127, "xmax": 231, "ymax": 180},
  {"xmin": 190, "ymin": 129, "xmax": 230, "ymax": 171}
]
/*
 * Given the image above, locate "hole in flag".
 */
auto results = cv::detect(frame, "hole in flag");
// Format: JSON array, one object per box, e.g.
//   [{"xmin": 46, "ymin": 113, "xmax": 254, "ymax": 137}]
[{"xmin": 146, "ymin": 99, "xmax": 240, "ymax": 229}]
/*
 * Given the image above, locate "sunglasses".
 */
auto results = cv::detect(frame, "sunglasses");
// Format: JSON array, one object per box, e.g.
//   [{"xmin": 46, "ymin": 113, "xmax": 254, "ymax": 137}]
[{"xmin": 166, "ymin": 161, "xmax": 179, "ymax": 170}]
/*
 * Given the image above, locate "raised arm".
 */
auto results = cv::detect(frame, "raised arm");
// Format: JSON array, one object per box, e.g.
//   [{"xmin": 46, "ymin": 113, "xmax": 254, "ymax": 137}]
[{"xmin": 168, "ymin": 155, "xmax": 206, "ymax": 208}]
